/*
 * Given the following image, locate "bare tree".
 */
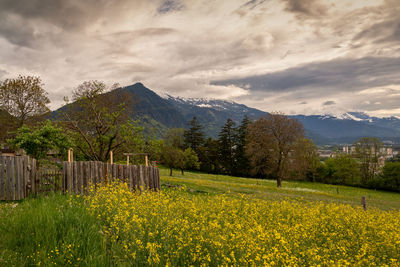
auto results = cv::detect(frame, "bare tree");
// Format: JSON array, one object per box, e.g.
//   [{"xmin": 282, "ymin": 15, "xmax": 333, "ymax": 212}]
[
  {"xmin": 62, "ymin": 81, "xmax": 136, "ymax": 161},
  {"xmin": 0, "ymin": 75, "xmax": 50, "ymax": 127},
  {"xmin": 290, "ymin": 138, "xmax": 320, "ymax": 182},
  {"xmin": 354, "ymin": 137, "xmax": 382, "ymax": 184},
  {"xmin": 246, "ymin": 113, "xmax": 304, "ymax": 187}
]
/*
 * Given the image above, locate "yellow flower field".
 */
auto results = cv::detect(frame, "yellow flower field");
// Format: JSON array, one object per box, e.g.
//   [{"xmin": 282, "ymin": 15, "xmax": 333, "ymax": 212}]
[{"xmin": 85, "ymin": 182, "xmax": 400, "ymax": 266}]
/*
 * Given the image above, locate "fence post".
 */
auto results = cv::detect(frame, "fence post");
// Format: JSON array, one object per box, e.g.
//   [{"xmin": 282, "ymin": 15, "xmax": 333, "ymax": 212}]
[{"xmin": 362, "ymin": 196, "xmax": 367, "ymax": 211}]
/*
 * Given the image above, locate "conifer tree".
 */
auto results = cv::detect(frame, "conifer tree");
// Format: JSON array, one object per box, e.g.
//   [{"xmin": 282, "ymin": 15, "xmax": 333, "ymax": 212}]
[
  {"xmin": 183, "ymin": 116, "xmax": 205, "ymax": 155},
  {"xmin": 235, "ymin": 115, "xmax": 251, "ymax": 176},
  {"xmin": 218, "ymin": 119, "xmax": 238, "ymax": 175}
]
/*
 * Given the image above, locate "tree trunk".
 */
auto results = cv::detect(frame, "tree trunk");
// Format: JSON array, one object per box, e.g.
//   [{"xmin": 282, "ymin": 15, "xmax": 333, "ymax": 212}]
[
  {"xmin": 169, "ymin": 168, "xmax": 173, "ymax": 176},
  {"xmin": 181, "ymin": 169, "xmax": 184, "ymax": 175},
  {"xmin": 277, "ymin": 176, "xmax": 282, "ymax": 187}
]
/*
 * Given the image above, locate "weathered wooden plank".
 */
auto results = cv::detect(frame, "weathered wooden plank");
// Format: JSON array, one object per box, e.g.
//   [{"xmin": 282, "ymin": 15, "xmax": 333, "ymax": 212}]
[
  {"xmin": 106, "ymin": 163, "xmax": 111, "ymax": 185},
  {"xmin": 122, "ymin": 165, "xmax": 127, "ymax": 183},
  {"xmin": 131, "ymin": 165, "xmax": 137, "ymax": 191},
  {"xmin": 13, "ymin": 157, "xmax": 18, "ymax": 200},
  {"xmin": 117, "ymin": 164, "xmax": 123, "ymax": 183},
  {"xmin": 0, "ymin": 156, "xmax": 5, "ymax": 200},
  {"xmin": 128, "ymin": 165, "xmax": 133, "ymax": 190},
  {"xmin": 30, "ymin": 158, "xmax": 36, "ymax": 195},
  {"xmin": 98, "ymin": 161, "xmax": 104, "ymax": 185},
  {"xmin": 155, "ymin": 168, "xmax": 160, "ymax": 191},
  {"xmin": 145, "ymin": 166, "xmax": 150, "ymax": 190},
  {"xmin": 67, "ymin": 162, "xmax": 73, "ymax": 193},
  {"xmin": 77, "ymin": 161, "xmax": 82, "ymax": 194},
  {"xmin": 20, "ymin": 157, "xmax": 26, "ymax": 198},
  {"xmin": 112, "ymin": 164, "xmax": 117, "ymax": 183},
  {"xmin": 139, "ymin": 165, "xmax": 145, "ymax": 191},
  {"xmin": 72, "ymin": 161, "xmax": 77, "ymax": 193},
  {"xmin": 90, "ymin": 161, "xmax": 96, "ymax": 188},
  {"xmin": 15, "ymin": 157, "xmax": 21, "ymax": 200},
  {"xmin": 22, "ymin": 156, "xmax": 27, "ymax": 198},
  {"xmin": 62, "ymin": 161, "xmax": 68, "ymax": 193},
  {"xmin": 5, "ymin": 157, "xmax": 11, "ymax": 200},
  {"xmin": 10, "ymin": 157, "xmax": 15, "ymax": 200},
  {"xmin": 150, "ymin": 167, "xmax": 155, "ymax": 190},
  {"xmin": 82, "ymin": 162, "xmax": 87, "ymax": 193}
]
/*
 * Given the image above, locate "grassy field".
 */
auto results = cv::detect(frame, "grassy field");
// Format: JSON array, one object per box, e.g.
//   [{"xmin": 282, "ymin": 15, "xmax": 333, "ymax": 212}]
[
  {"xmin": 160, "ymin": 167, "xmax": 400, "ymax": 210},
  {"xmin": 0, "ymin": 169, "xmax": 399, "ymax": 266}
]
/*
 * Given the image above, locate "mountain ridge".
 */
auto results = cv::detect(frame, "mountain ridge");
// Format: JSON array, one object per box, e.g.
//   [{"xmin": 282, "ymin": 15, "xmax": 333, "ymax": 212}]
[{"xmin": 51, "ymin": 83, "xmax": 400, "ymax": 144}]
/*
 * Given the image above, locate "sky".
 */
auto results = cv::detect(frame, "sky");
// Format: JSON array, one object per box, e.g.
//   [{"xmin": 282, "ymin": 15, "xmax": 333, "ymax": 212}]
[{"xmin": 0, "ymin": 0, "xmax": 399, "ymax": 117}]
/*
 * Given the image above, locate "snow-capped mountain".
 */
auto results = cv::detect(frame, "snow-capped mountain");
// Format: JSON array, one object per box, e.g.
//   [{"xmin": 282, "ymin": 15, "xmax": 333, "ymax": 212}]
[{"xmin": 52, "ymin": 83, "xmax": 400, "ymax": 144}]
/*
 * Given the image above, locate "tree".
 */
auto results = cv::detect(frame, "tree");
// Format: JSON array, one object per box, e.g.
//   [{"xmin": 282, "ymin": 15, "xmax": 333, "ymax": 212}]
[
  {"xmin": 377, "ymin": 162, "xmax": 400, "ymax": 192},
  {"xmin": 177, "ymin": 148, "xmax": 200, "ymax": 175},
  {"xmin": 10, "ymin": 120, "xmax": 72, "ymax": 160},
  {"xmin": 235, "ymin": 115, "xmax": 251, "ymax": 176},
  {"xmin": 354, "ymin": 137, "xmax": 382, "ymax": 185},
  {"xmin": 184, "ymin": 117, "xmax": 205, "ymax": 154},
  {"xmin": 0, "ymin": 75, "xmax": 50, "ymax": 128},
  {"xmin": 290, "ymin": 138, "xmax": 320, "ymax": 182},
  {"xmin": 246, "ymin": 113, "xmax": 304, "ymax": 187},
  {"xmin": 62, "ymin": 80, "xmax": 135, "ymax": 162},
  {"xmin": 218, "ymin": 119, "xmax": 238, "ymax": 175},
  {"xmin": 321, "ymin": 154, "xmax": 361, "ymax": 185},
  {"xmin": 161, "ymin": 145, "xmax": 182, "ymax": 176},
  {"xmin": 165, "ymin": 128, "xmax": 185, "ymax": 149},
  {"xmin": 201, "ymin": 137, "xmax": 221, "ymax": 173}
]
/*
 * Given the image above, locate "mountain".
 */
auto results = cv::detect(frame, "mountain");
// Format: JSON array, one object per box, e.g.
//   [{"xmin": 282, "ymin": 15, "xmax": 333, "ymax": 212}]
[
  {"xmin": 51, "ymin": 83, "xmax": 400, "ymax": 144},
  {"xmin": 291, "ymin": 114, "xmax": 400, "ymax": 144}
]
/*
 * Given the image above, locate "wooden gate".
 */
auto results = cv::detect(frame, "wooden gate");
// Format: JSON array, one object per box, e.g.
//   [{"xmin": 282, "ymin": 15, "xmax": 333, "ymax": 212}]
[{"xmin": 37, "ymin": 168, "xmax": 63, "ymax": 193}]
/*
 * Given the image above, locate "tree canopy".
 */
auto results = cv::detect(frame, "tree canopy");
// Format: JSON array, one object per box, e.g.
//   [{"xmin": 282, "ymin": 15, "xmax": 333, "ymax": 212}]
[
  {"xmin": 0, "ymin": 75, "xmax": 50, "ymax": 128},
  {"xmin": 246, "ymin": 113, "xmax": 304, "ymax": 187}
]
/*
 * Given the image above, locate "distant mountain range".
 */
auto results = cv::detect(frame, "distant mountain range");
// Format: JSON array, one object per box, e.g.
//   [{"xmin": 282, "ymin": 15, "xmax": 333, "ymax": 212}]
[{"xmin": 51, "ymin": 83, "xmax": 400, "ymax": 145}]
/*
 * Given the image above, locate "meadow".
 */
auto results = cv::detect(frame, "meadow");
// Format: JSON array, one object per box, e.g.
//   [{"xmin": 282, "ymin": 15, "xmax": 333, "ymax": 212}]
[{"xmin": 0, "ymin": 168, "xmax": 399, "ymax": 266}]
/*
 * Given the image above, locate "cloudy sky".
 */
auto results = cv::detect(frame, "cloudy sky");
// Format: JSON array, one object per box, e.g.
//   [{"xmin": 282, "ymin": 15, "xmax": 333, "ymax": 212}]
[{"xmin": 0, "ymin": 0, "xmax": 399, "ymax": 117}]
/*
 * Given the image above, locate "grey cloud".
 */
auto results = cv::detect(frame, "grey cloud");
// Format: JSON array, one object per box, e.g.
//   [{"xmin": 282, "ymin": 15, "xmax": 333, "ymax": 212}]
[
  {"xmin": 283, "ymin": 0, "xmax": 327, "ymax": 18},
  {"xmin": 157, "ymin": 0, "xmax": 183, "ymax": 14},
  {"xmin": 354, "ymin": 19, "xmax": 400, "ymax": 44},
  {"xmin": 0, "ymin": 0, "xmax": 130, "ymax": 47},
  {"xmin": 213, "ymin": 57, "xmax": 400, "ymax": 94},
  {"xmin": 323, "ymin": 101, "xmax": 336, "ymax": 106}
]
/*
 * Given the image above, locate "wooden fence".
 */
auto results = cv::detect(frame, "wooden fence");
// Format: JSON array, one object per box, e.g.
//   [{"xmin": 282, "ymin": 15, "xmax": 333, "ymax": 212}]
[
  {"xmin": 62, "ymin": 161, "xmax": 160, "ymax": 194},
  {"xmin": 0, "ymin": 156, "xmax": 160, "ymax": 201},
  {"xmin": 0, "ymin": 156, "xmax": 37, "ymax": 201}
]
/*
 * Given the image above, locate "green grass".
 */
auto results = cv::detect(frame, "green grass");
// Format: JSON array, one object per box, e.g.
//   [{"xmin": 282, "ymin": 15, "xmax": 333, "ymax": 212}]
[
  {"xmin": 0, "ymin": 193, "xmax": 109, "ymax": 266},
  {"xmin": 160, "ymin": 167, "xmax": 400, "ymax": 210}
]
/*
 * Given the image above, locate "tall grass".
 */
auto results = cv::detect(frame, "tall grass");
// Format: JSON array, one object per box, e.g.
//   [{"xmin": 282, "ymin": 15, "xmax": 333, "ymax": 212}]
[{"xmin": 0, "ymin": 193, "xmax": 109, "ymax": 266}]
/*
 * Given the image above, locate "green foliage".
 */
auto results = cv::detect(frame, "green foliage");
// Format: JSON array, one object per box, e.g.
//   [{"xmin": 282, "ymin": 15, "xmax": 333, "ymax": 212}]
[
  {"xmin": 10, "ymin": 121, "xmax": 72, "ymax": 160},
  {"xmin": 354, "ymin": 137, "xmax": 383, "ymax": 184},
  {"xmin": 217, "ymin": 119, "xmax": 238, "ymax": 175},
  {"xmin": 289, "ymin": 138, "xmax": 320, "ymax": 182},
  {"xmin": 0, "ymin": 194, "xmax": 109, "ymax": 266},
  {"xmin": 320, "ymin": 154, "xmax": 361, "ymax": 185},
  {"xmin": 184, "ymin": 116, "xmax": 205, "ymax": 154},
  {"xmin": 165, "ymin": 128, "xmax": 185, "ymax": 149},
  {"xmin": 62, "ymin": 80, "xmax": 135, "ymax": 161},
  {"xmin": 235, "ymin": 115, "xmax": 251, "ymax": 177},
  {"xmin": 368, "ymin": 162, "xmax": 400, "ymax": 192},
  {"xmin": 0, "ymin": 75, "xmax": 50, "ymax": 128}
]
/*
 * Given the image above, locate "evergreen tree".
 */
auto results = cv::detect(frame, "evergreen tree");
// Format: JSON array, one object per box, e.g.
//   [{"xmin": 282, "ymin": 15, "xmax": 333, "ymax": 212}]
[
  {"xmin": 235, "ymin": 116, "xmax": 251, "ymax": 176},
  {"xmin": 218, "ymin": 119, "xmax": 238, "ymax": 175},
  {"xmin": 184, "ymin": 117, "xmax": 205, "ymax": 154},
  {"xmin": 202, "ymin": 137, "xmax": 221, "ymax": 173}
]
